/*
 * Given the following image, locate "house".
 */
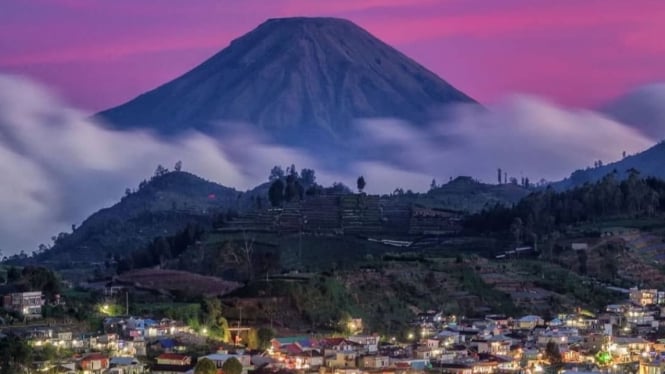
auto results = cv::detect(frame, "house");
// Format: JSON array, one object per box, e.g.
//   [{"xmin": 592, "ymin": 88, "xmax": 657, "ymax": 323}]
[
  {"xmin": 436, "ymin": 363, "xmax": 472, "ymax": 374},
  {"xmin": 475, "ymin": 336, "xmax": 511, "ymax": 356},
  {"xmin": 321, "ymin": 338, "xmax": 360, "ymax": 353},
  {"xmin": 515, "ymin": 315, "xmax": 544, "ymax": 330},
  {"xmin": 469, "ymin": 359, "xmax": 499, "ymax": 374},
  {"xmin": 201, "ymin": 352, "xmax": 252, "ymax": 369},
  {"xmin": 108, "ymin": 357, "xmax": 144, "ymax": 374},
  {"xmin": 270, "ymin": 336, "xmax": 312, "ymax": 352},
  {"xmin": 360, "ymin": 355, "xmax": 390, "ymax": 369},
  {"xmin": 630, "ymin": 288, "xmax": 659, "ymax": 306},
  {"xmin": 485, "ymin": 314, "xmax": 510, "ymax": 328},
  {"xmin": 414, "ymin": 346, "xmax": 437, "ymax": 360},
  {"xmin": 78, "ymin": 353, "xmax": 110, "ymax": 374},
  {"xmin": 347, "ymin": 335, "xmax": 380, "ymax": 353},
  {"xmin": 436, "ymin": 330, "xmax": 461, "ymax": 346},
  {"xmin": 325, "ymin": 351, "xmax": 358, "ymax": 368},
  {"xmin": 611, "ymin": 337, "xmax": 651, "ymax": 361},
  {"xmin": 285, "ymin": 350, "xmax": 323, "ymax": 369},
  {"xmin": 151, "ymin": 353, "xmax": 193, "ymax": 374},
  {"xmin": 2, "ymin": 291, "xmax": 44, "ymax": 318}
]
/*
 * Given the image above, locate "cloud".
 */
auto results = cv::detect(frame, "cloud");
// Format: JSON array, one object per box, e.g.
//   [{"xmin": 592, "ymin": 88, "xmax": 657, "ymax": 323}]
[
  {"xmin": 349, "ymin": 96, "xmax": 654, "ymax": 191},
  {"xmin": 0, "ymin": 74, "xmax": 321, "ymax": 255},
  {"xmin": 602, "ymin": 83, "xmax": 665, "ymax": 141},
  {"xmin": 0, "ymin": 74, "xmax": 658, "ymax": 255}
]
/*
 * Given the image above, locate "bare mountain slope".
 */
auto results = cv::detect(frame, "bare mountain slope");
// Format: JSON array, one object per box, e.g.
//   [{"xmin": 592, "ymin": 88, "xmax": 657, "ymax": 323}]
[{"xmin": 97, "ymin": 17, "xmax": 475, "ymax": 146}]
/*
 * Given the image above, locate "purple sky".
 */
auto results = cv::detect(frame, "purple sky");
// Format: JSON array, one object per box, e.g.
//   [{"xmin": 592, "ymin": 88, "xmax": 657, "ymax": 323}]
[{"xmin": 1, "ymin": 0, "xmax": 664, "ymax": 112}]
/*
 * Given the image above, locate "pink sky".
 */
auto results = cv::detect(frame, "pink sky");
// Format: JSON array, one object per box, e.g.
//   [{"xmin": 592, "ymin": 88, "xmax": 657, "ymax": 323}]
[{"xmin": 1, "ymin": 0, "xmax": 664, "ymax": 111}]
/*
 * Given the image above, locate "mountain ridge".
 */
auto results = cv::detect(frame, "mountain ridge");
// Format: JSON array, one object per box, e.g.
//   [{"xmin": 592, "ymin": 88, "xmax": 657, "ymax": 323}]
[
  {"xmin": 551, "ymin": 140, "xmax": 665, "ymax": 190},
  {"xmin": 96, "ymin": 17, "xmax": 476, "ymax": 147}
]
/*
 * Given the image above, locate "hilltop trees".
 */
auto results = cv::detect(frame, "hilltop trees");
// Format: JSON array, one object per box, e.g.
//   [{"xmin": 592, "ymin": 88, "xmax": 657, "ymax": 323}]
[
  {"xmin": 300, "ymin": 168, "xmax": 316, "ymax": 188},
  {"xmin": 357, "ymin": 176, "xmax": 366, "ymax": 193},
  {"xmin": 268, "ymin": 179, "xmax": 285, "ymax": 207},
  {"xmin": 266, "ymin": 165, "xmax": 312, "ymax": 206},
  {"xmin": 269, "ymin": 166, "xmax": 285, "ymax": 182}
]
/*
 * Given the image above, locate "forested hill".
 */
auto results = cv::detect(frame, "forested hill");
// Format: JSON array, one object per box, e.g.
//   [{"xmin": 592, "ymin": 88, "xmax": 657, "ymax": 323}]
[
  {"xmin": 27, "ymin": 171, "xmax": 240, "ymax": 266},
  {"xmin": 465, "ymin": 171, "xmax": 665, "ymax": 236},
  {"xmin": 552, "ymin": 141, "xmax": 665, "ymax": 190}
]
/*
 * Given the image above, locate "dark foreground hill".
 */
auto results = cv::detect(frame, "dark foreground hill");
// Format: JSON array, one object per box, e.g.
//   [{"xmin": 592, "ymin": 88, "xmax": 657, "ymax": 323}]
[
  {"xmin": 30, "ymin": 171, "xmax": 240, "ymax": 266},
  {"xmin": 97, "ymin": 17, "xmax": 475, "ymax": 148}
]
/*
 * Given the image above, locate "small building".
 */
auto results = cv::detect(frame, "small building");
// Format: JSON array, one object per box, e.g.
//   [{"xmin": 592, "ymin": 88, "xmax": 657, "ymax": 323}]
[
  {"xmin": 2, "ymin": 291, "xmax": 44, "ymax": 318},
  {"xmin": 347, "ymin": 335, "xmax": 379, "ymax": 353},
  {"xmin": 78, "ymin": 353, "xmax": 110, "ymax": 374},
  {"xmin": 630, "ymin": 288, "xmax": 659, "ymax": 307},
  {"xmin": 151, "ymin": 353, "xmax": 192, "ymax": 374},
  {"xmin": 360, "ymin": 355, "xmax": 390, "ymax": 369},
  {"xmin": 515, "ymin": 315, "xmax": 544, "ymax": 330},
  {"xmin": 325, "ymin": 351, "xmax": 358, "ymax": 368},
  {"xmin": 108, "ymin": 357, "xmax": 143, "ymax": 374}
]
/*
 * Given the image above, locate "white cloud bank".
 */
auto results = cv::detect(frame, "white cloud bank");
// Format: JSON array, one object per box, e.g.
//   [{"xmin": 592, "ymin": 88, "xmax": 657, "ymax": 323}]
[{"xmin": 0, "ymin": 74, "xmax": 658, "ymax": 254}]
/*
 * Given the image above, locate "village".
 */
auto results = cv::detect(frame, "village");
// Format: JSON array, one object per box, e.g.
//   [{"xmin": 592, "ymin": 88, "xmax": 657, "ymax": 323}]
[{"xmin": 3, "ymin": 285, "xmax": 665, "ymax": 374}]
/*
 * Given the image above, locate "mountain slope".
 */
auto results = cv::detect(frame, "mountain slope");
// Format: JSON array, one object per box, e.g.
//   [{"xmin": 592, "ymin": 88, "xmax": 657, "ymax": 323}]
[
  {"xmin": 552, "ymin": 141, "xmax": 665, "ymax": 190},
  {"xmin": 96, "ymin": 17, "xmax": 475, "ymax": 146},
  {"xmin": 31, "ymin": 171, "xmax": 240, "ymax": 265}
]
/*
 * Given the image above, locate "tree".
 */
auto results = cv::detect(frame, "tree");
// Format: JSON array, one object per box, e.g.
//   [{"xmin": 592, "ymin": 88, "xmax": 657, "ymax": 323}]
[
  {"xmin": 240, "ymin": 231, "xmax": 255, "ymax": 281},
  {"xmin": 174, "ymin": 160, "xmax": 183, "ymax": 172},
  {"xmin": 300, "ymin": 168, "xmax": 316, "ymax": 187},
  {"xmin": 544, "ymin": 341, "xmax": 562, "ymax": 367},
  {"xmin": 284, "ymin": 174, "xmax": 298, "ymax": 202},
  {"xmin": 430, "ymin": 179, "xmax": 437, "ymax": 191},
  {"xmin": 287, "ymin": 164, "xmax": 298, "ymax": 178},
  {"xmin": 497, "ymin": 168, "xmax": 502, "ymax": 184},
  {"xmin": 7, "ymin": 267, "xmax": 20, "ymax": 282},
  {"xmin": 246, "ymin": 328, "xmax": 259, "ymax": 350},
  {"xmin": 256, "ymin": 327, "xmax": 275, "ymax": 350},
  {"xmin": 268, "ymin": 179, "xmax": 284, "ymax": 207},
  {"xmin": 221, "ymin": 357, "xmax": 243, "ymax": 374},
  {"xmin": 357, "ymin": 176, "xmax": 366, "ymax": 193},
  {"xmin": 195, "ymin": 358, "xmax": 217, "ymax": 374},
  {"xmin": 268, "ymin": 166, "xmax": 284, "ymax": 182},
  {"xmin": 510, "ymin": 217, "xmax": 523, "ymax": 246},
  {"xmin": 154, "ymin": 164, "xmax": 168, "ymax": 177}
]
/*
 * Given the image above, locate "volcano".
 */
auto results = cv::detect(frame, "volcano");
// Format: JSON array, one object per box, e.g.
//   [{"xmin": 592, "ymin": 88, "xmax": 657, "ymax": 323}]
[{"xmin": 97, "ymin": 17, "xmax": 476, "ymax": 146}]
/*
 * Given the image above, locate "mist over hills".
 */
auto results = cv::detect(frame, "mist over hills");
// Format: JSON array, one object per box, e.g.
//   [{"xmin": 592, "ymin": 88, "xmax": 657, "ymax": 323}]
[
  {"xmin": 96, "ymin": 17, "xmax": 475, "ymax": 147},
  {"xmin": 603, "ymin": 83, "xmax": 665, "ymax": 141}
]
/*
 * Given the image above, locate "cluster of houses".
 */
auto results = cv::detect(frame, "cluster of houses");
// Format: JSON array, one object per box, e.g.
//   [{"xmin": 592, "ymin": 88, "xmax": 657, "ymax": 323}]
[
  {"xmin": 9, "ymin": 286, "xmax": 665, "ymax": 374},
  {"xmin": 262, "ymin": 287, "xmax": 665, "ymax": 374}
]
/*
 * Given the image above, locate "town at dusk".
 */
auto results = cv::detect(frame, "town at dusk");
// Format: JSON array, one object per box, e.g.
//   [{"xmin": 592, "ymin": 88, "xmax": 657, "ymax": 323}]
[{"xmin": 2, "ymin": 1, "xmax": 665, "ymax": 374}]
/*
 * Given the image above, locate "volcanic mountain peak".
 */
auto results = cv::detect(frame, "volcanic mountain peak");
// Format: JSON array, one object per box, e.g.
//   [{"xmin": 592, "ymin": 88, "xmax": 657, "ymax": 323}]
[{"xmin": 97, "ymin": 17, "xmax": 475, "ymax": 146}]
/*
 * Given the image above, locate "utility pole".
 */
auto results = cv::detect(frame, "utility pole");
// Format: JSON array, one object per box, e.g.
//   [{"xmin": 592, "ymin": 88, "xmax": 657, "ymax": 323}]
[{"xmin": 125, "ymin": 291, "xmax": 129, "ymax": 316}]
